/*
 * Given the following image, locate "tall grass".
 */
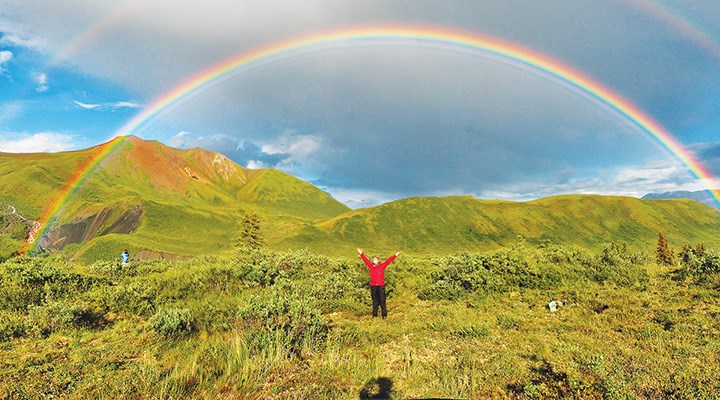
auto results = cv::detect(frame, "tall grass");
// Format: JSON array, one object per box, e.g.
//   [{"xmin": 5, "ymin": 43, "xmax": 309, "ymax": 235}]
[{"xmin": 1, "ymin": 243, "xmax": 720, "ymax": 398}]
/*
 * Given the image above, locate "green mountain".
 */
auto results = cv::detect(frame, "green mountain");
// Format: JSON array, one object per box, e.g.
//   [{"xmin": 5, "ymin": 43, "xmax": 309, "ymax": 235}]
[
  {"xmin": 1, "ymin": 136, "xmax": 719, "ymax": 261},
  {"xmin": 0, "ymin": 136, "xmax": 349, "ymax": 261}
]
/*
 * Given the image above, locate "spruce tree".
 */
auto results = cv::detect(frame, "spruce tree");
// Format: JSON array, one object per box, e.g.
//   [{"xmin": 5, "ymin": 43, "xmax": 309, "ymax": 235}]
[
  {"xmin": 656, "ymin": 232, "xmax": 674, "ymax": 266},
  {"xmin": 235, "ymin": 211, "xmax": 265, "ymax": 250}
]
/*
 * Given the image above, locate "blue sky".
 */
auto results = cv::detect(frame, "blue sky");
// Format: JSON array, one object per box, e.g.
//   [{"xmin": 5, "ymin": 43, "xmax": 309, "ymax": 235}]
[{"xmin": 1, "ymin": 0, "xmax": 719, "ymax": 208}]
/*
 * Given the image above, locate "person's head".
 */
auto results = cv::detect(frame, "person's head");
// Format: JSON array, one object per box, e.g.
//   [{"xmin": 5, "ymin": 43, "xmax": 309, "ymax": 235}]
[
  {"xmin": 372, "ymin": 256, "xmax": 380, "ymax": 266},
  {"xmin": 123, "ymin": 249, "xmax": 128, "ymax": 253}
]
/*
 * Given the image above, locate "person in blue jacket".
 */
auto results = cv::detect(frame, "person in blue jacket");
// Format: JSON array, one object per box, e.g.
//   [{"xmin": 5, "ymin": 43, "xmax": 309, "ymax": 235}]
[{"xmin": 121, "ymin": 249, "xmax": 129, "ymax": 265}]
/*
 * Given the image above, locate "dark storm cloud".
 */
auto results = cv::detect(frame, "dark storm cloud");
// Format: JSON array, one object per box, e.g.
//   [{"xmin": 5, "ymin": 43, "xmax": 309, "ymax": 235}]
[
  {"xmin": 3, "ymin": 0, "xmax": 719, "ymax": 204},
  {"xmin": 691, "ymin": 142, "xmax": 720, "ymax": 176}
]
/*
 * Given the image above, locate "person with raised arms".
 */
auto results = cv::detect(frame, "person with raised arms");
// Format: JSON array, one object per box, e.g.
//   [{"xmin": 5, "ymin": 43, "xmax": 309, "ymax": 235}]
[{"xmin": 357, "ymin": 248, "xmax": 401, "ymax": 319}]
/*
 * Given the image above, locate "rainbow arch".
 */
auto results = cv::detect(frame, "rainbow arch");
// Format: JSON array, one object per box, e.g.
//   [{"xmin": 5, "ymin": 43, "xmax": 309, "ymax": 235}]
[
  {"xmin": 25, "ymin": 25, "xmax": 720, "ymax": 253},
  {"xmin": 114, "ymin": 25, "xmax": 719, "ymax": 203}
]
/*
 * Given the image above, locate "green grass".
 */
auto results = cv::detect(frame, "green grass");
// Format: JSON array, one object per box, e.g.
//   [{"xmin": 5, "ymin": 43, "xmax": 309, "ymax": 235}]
[{"xmin": 2, "ymin": 243, "xmax": 720, "ymax": 398}]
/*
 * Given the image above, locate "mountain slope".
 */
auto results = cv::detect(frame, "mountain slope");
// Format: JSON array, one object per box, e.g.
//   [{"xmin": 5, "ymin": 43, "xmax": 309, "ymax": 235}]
[
  {"xmin": 0, "ymin": 136, "xmax": 349, "ymax": 260},
  {"xmin": 278, "ymin": 195, "xmax": 720, "ymax": 257},
  {"xmin": 2, "ymin": 136, "xmax": 719, "ymax": 261}
]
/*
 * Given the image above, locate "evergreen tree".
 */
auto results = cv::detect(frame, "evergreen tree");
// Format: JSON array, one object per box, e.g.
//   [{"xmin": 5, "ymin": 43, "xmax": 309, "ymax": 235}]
[
  {"xmin": 235, "ymin": 211, "xmax": 265, "ymax": 250},
  {"xmin": 656, "ymin": 232, "xmax": 674, "ymax": 266}
]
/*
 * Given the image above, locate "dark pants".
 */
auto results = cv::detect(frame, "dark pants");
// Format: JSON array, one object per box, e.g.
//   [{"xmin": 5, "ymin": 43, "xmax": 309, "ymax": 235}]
[{"xmin": 370, "ymin": 285, "xmax": 387, "ymax": 318}]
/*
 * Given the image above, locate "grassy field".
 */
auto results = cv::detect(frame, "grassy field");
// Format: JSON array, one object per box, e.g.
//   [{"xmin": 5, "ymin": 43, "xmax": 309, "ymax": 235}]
[{"xmin": 1, "ymin": 240, "xmax": 720, "ymax": 399}]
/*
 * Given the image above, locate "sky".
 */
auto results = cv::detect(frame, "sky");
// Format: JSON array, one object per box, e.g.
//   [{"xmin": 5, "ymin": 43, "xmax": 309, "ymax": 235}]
[{"xmin": 1, "ymin": 0, "xmax": 719, "ymax": 208}]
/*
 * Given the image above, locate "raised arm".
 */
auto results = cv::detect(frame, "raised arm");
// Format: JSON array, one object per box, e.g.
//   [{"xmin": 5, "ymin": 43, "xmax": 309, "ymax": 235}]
[
  {"xmin": 357, "ymin": 248, "xmax": 373, "ymax": 267},
  {"xmin": 380, "ymin": 251, "xmax": 400, "ymax": 268}
]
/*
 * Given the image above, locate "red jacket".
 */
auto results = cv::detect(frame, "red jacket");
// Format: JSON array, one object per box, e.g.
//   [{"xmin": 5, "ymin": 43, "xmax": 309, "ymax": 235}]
[{"xmin": 360, "ymin": 253, "xmax": 397, "ymax": 286}]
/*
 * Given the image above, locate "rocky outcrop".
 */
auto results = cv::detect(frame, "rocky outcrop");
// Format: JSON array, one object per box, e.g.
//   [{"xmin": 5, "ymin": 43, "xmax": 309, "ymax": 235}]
[{"xmin": 40, "ymin": 205, "xmax": 143, "ymax": 250}]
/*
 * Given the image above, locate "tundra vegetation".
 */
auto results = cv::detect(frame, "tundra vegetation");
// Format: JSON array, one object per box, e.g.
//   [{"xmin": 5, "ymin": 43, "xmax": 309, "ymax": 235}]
[{"xmin": 1, "ymin": 237, "xmax": 720, "ymax": 399}]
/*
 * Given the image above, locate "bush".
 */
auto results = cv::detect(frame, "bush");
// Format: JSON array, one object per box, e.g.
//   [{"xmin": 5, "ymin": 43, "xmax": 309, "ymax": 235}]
[
  {"xmin": 0, "ymin": 257, "xmax": 101, "ymax": 311},
  {"xmin": 420, "ymin": 247, "xmax": 568, "ymax": 300},
  {"xmin": 89, "ymin": 259, "xmax": 138, "ymax": 277},
  {"xmin": 99, "ymin": 281, "xmax": 158, "ymax": 316},
  {"xmin": 238, "ymin": 286, "xmax": 328, "ymax": 356},
  {"xmin": 149, "ymin": 307, "xmax": 196, "ymax": 337},
  {"xmin": 0, "ymin": 310, "xmax": 26, "ymax": 341},
  {"xmin": 587, "ymin": 243, "xmax": 649, "ymax": 287},
  {"xmin": 677, "ymin": 245, "xmax": 720, "ymax": 282},
  {"xmin": 234, "ymin": 247, "xmax": 286, "ymax": 287},
  {"xmin": 27, "ymin": 300, "xmax": 107, "ymax": 337}
]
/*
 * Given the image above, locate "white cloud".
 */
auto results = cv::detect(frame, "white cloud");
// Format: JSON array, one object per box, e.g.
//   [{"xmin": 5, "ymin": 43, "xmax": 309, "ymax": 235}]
[
  {"xmin": 0, "ymin": 17, "xmax": 42, "ymax": 48},
  {"xmin": 0, "ymin": 33, "xmax": 39, "ymax": 48},
  {"xmin": 167, "ymin": 131, "xmax": 191, "ymax": 147},
  {"xmin": 35, "ymin": 72, "xmax": 48, "ymax": 92},
  {"xmin": 478, "ymin": 161, "xmax": 707, "ymax": 201},
  {"xmin": 322, "ymin": 186, "xmax": 402, "ymax": 209},
  {"xmin": 246, "ymin": 160, "xmax": 267, "ymax": 169},
  {"xmin": 0, "ymin": 50, "xmax": 12, "ymax": 63},
  {"xmin": 0, "ymin": 50, "xmax": 12, "ymax": 73},
  {"xmin": 73, "ymin": 100, "xmax": 142, "ymax": 111},
  {"xmin": 0, "ymin": 132, "xmax": 76, "ymax": 153},
  {"xmin": 262, "ymin": 131, "xmax": 321, "ymax": 159}
]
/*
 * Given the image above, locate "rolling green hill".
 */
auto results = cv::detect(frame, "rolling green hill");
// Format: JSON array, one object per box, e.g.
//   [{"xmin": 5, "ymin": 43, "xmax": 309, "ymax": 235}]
[
  {"xmin": 278, "ymin": 195, "xmax": 720, "ymax": 257},
  {"xmin": 1, "ymin": 136, "xmax": 719, "ymax": 261}
]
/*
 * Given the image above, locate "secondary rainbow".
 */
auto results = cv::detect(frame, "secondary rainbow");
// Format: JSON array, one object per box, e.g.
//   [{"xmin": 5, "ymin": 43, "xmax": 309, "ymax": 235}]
[
  {"xmin": 115, "ymin": 25, "xmax": 720, "ymax": 205},
  {"xmin": 23, "ymin": 136, "xmax": 130, "ymax": 254}
]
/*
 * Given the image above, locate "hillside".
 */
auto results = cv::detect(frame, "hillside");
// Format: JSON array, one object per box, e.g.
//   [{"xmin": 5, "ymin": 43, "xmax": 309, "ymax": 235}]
[
  {"xmin": 280, "ymin": 195, "xmax": 720, "ymax": 256},
  {"xmin": 1, "ymin": 136, "xmax": 719, "ymax": 261},
  {"xmin": 0, "ymin": 136, "xmax": 349, "ymax": 261}
]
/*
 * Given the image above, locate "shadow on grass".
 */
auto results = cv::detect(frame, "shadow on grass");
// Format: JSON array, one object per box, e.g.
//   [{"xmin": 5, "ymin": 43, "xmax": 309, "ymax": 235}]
[
  {"xmin": 359, "ymin": 377, "xmax": 393, "ymax": 399},
  {"xmin": 359, "ymin": 376, "xmax": 464, "ymax": 400}
]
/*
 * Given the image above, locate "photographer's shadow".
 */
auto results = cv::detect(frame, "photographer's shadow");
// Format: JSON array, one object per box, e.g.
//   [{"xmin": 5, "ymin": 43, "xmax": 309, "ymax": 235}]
[{"xmin": 359, "ymin": 377, "xmax": 393, "ymax": 399}]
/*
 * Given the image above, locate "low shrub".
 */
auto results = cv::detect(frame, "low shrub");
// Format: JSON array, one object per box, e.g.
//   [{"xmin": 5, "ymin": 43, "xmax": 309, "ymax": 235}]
[
  {"xmin": 27, "ymin": 300, "xmax": 107, "ymax": 337},
  {"xmin": 0, "ymin": 310, "xmax": 26, "ymax": 341},
  {"xmin": 149, "ymin": 307, "xmax": 196, "ymax": 338},
  {"xmin": 0, "ymin": 257, "xmax": 100, "ymax": 311},
  {"xmin": 237, "ymin": 285, "xmax": 328, "ymax": 356},
  {"xmin": 99, "ymin": 281, "xmax": 158, "ymax": 316}
]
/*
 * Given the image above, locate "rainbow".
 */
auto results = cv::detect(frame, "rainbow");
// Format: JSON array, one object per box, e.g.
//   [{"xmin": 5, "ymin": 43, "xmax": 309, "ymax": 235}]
[
  {"xmin": 115, "ymin": 25, "xmax": 720, "ymax": 204},
  {"xmin": 27, "ymin": 26, "xmax": 720, "ymax": 254},
  {"xmin": 23, "ymin": 136, "xmax": 130, "ymax": 254},
  {"xmin": 51, "ymin": 0, "xmax": 144, "ymax": 64},
  {"xmin": 627, "ymin": 0, "xmax": 720, "ymax": 59}
]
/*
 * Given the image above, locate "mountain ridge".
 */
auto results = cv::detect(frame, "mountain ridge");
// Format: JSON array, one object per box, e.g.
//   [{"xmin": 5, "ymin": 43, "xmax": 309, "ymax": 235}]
[
  {"xmin": 642, "ymin": 190, "xmax": 719, "ymax": 209},
  {"xmin": 0, "ymin": 136, "xmax": 350, "ymax": 260},
  {"xmin": 1, "ymin": 136, "xmax": 719, "ymax": 261}
]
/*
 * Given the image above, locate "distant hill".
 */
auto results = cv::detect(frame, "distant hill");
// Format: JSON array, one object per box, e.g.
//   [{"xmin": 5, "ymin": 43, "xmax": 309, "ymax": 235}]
[
  {"xmin": 1, "ymin": 136, "xmax": 719, "ymax": 261},
  {"xmin": 280, "ymin": 195, "xmax": 720, "ymax": 256},
  {"xmin": 643, "ymin": 190, "xmax": 719, "ymax": 209}
]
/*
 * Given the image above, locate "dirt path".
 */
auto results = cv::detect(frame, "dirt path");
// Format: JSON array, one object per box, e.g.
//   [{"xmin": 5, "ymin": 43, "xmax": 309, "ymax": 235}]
[{"xmin": 4, "ymin": 204, "xmax": 41, "ymax": 243}]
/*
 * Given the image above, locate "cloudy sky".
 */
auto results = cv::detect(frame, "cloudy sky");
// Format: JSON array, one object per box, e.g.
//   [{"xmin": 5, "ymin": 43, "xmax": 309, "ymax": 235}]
[{"xmin": 1, "ymin": 0, "xmax": 719, "ymax": 207}]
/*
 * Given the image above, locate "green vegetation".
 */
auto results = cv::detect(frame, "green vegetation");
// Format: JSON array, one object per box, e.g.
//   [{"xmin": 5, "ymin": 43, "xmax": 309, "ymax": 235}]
[
  {"xmin": 306, "ymin": 195, "xmax": 720, "ymax": 256},
  {"xmin": 2, "ymin": 240, "xmax": 720, "ymax": 398},
  {"xmin": 3, "ymin": 137, "xmax": 720, "ymax": 262}
]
